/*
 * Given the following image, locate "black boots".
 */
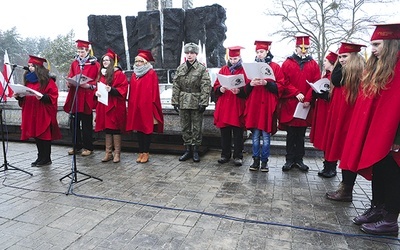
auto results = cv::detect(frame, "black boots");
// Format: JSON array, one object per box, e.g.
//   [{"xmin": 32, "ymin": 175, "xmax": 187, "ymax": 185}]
[
  {"xmin": 353, "ymin": 204, "xmax": 387, "ymax": 225},
  {"xmin": 192, "ymin": 146, "xmax": 200, "ymax": 162},
  {"xmin": 318, "ymin": 160, "xmax": 337, "ymax": 178},
  {"xmin": 249, "ymin": 157, "xmax": 260, "ymax": 171},
  {"xmin": 179, "ymin": 145, "xmax": 192, "ymax": 161},
  {"xmin": 326, "ymin": 182, "xmax": 353, "ymax": 202},
  {"xmin": 179, "ymin": 145, "xmax": 200, "ymax": 162}
]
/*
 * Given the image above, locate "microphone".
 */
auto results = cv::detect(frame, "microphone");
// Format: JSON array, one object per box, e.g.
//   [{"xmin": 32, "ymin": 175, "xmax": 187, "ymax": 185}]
[
  {"xmin": 5, "ymin": 63, "xmax": 29, "ymax": 70},
  {"xmin": 79, "ymin": 60, "xmax": 96, "ymax": 67}
]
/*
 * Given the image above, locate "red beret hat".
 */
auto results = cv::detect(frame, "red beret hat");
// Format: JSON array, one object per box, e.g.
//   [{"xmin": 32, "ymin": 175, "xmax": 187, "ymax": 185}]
[
  {"xmin": 325, "ymin": 51, "xmax": 338, "ymax": 63},
  {"xmin": 228, "ymin": 46, "xmax": 244, "ymax": 57},
  {"xmin": 28, "ymin": 55, "xmax": 47, "ymax": 66},
  {"xmin": 254, "ymin": 41, "xmax": 272, "ymax": 51},
  {"xmin": 370, "ymin": 23, "xmax": 400, "ymax": 41},
  {"xmin": 338, "ymin": 42, "xmax": 366, "ymax": 54},
  {"xmin": 295, "ymin": 35, "xmax": 310, "ymax": 46},
  {"xmin": 75, "ymin": 39, "xmax": 91, "ymax": 49},
  {"xmin": 137, "ymin": 49, "xmax": 155, "ymax": 62}
]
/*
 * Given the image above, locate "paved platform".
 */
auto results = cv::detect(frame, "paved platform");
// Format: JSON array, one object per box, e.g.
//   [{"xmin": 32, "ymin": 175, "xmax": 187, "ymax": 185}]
[{"xmin": 0, "ymin": 141, "xmax": 399, "ymax": 249}]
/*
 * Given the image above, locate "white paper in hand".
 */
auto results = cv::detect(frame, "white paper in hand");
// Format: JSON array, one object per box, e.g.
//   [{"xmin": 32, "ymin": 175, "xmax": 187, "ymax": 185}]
[
  {"xmin": 65, "ymin": 74, "xmax": 93, "ymax": 86},
  {"xmin": 307, "ymin": 78, "xmax": 330, "ymax": 94},
  {"xmin": 293, "ymin": 102, "xmax": 310, "ymax": 120},
  {"xmin": 242, "ymin": 62, "xmax": 276, "ymax": 81},
  {"xmin": 216, "ymin": 74, "xmax": 245, "ymax": 90},
  {"xmin": 97, "ymin": 82, "xmax": 108, "ymax": 106},
  {"xmin": 9, "ymin": 83, "xmax": 43, "ymax": 98}
]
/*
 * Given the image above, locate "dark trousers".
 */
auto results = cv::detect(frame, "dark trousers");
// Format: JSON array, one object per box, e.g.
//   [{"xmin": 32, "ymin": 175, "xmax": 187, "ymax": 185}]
[
  {"xmin": 220, "ymin": 126, "xmax": 244, "ymax": 159},
  {"xmin": 372, "ymin": 154, "xmax": 400, "ymax": 213},
  {"xmin": 285, "ymin": 126, "xmax": 307, "ymax": 162},
  {"xmin": 137, "ymin": 132, "xmax": 152, "ymax": 153},
  {"xmin": 341, "ymin": 169, "xmax": 357, "ymax": 186},
  {"xmin": 70, "ymin": 112, "xmax": 93, "ymax": 151},
  {"xmin": 34, "ymin": 138, "xmax": 52, "ymax": 162}
]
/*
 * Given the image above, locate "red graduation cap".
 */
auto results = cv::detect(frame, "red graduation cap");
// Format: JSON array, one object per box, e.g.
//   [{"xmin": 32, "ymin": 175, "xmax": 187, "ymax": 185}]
[
  {"xmin": 28, "ymin": 55, "xmax": 47, "ymax": 66},
  {"xmin": 295, "ymin": 35, "xmax": 310, "ymax": 46},
  {"xmin": 338, "ymin": 42, "xmax": 366, "ymax": 54},
  {"xmin": 104, "ymin": 48, "xmax": 120, "ymax": 61},
  {"xmin": 325, "ymin": 51, "xmax": 338, "ymax": 63},
  {"xmin": 228, "ymin": 46, "xmax": 244, "ymax": 57},
  {"xmin": 75, "ymin": 39, "xmax": 91, "ymax": 49},
  {"xmin": 254, "ymin": 41, "xmax": 272, "ymax": 51},
  {"xmin": 370, "ymin": 23, "xmax": 400, "ymax": 41},
  {"xmin": 137, "ymin": 49, "xmax": 155, "ymax": 62}
]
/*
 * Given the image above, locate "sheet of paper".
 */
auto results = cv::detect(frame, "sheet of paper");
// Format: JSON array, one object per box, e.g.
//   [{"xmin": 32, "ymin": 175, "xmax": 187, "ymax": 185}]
[
  {"xmin": 97, "ymin": 82, "xmax": 108, "ymax": 106},
  {"xmin": 216, "ymin": 74, "xmax": 245, "ymax": 89},
  {"xmin": 307, "ymin": 78, "xmax": 330, "ymax": 94},
  {"xmin": 65, "ymin": 74, "xmax": 93, "ymax": 86},
  {"xmin": 9, "ymin": 83, "xmax": 43, "ymax": 98},
  {"xmin": 293, "ymin": 102, "xmax": 310, "ymax": 120},
  {"xmin": 242, "ymin": 62, "xmax": 276, "ymax": 81}
]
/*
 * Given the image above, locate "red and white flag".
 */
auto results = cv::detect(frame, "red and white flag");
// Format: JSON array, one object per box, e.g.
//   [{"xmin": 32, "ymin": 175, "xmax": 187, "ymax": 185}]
[{"xmin": 1, "ymin": 50, "xmax": 14, "ymax": 101}]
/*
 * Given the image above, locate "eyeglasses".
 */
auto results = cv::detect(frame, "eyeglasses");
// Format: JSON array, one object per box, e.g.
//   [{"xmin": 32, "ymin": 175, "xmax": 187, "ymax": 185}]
[
  {"xmin": 135, "ymin": 60, "xmax": 145, "ymax": 63},
  {"xmin": 103, "ymin": 59, "xmax": 110, "ymax": 61}
]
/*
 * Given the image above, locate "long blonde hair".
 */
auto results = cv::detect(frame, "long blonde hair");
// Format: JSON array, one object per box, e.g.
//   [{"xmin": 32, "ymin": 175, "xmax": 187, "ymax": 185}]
[
  {"xmin": 362, "ymin": 39, "xmax": 400, "ymax": 96},
  {"xmin": 342, "ymin": 53, "xmax": 365, "ymax": 104}
]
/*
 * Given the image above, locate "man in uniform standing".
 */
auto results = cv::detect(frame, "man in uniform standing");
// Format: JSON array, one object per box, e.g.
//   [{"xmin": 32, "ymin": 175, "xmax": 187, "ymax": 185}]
[{"xmin": 171, "ymin": 42, "xmax": 211, "ymax": 162}]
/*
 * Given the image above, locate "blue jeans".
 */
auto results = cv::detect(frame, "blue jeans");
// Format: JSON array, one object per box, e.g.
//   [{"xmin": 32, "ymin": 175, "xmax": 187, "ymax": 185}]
[{"xmin": 252, "ymin": 129, "xmax": 271, "ymax": 162}]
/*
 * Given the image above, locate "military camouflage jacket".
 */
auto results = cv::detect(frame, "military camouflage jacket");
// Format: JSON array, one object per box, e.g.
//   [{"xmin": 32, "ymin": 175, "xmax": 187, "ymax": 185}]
[{"xmin": 171, "ymin": 60, "xmax": 211, "ymax": 109}]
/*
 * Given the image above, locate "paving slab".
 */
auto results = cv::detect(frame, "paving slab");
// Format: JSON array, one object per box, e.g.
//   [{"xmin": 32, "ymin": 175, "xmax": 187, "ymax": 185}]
[{"xmin": 0, "ymin": 141, "xmax": 399, "ymax": 249}]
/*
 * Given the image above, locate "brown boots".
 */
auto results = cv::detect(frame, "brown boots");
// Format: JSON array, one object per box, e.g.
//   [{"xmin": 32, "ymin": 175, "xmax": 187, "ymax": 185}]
[
  {"xmin": 102, "ymin": 134, "xmax": 113, "ymax": 162},
  {"xmin": 101, "ymin": 134, "xmax": 122, "ymax": 163},
  {"xmin": 136, "ymin": 152, "xmax": 149, "ymax": 163},
  {"xmin": 326, "ymin": 182, "xmax": 353, "ymax": 202}
]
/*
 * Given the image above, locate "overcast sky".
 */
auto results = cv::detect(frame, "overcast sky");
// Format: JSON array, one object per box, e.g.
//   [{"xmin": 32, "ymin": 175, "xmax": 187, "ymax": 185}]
[{"xmin": 2, "ymin": 0, "xmax": 399, "ymax": 63}]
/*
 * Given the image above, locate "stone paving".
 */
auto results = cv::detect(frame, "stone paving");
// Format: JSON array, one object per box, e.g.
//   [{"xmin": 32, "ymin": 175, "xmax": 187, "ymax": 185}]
[{"xmin": 0, "ymin": 141, "xmax": 399, "ymax": 250}]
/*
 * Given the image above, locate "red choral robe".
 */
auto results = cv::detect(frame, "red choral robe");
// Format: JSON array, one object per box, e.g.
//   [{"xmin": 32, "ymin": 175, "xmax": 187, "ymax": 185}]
[
  {"xmin": 95, "ymin": 70, "xmax": 128, "ymax": 132},
  {"xmin": 126, "ymin": 69, "xmax": 164, "ymax": 134},
  {"xmin": 279, "ymin": 56, "xmax": 321, "ymax": 128},
  {"xmin": 213, "ymin": 66, "xmax": 250, "ymax": 128},
  {"xmin": 310, "ymin": 71, "xmax": 331, "ymax": 150},
  {"xmin": 244, "ymin": 62, "xmax": 284, "ymax": 134},
  {"xmin": 321, "ymin": 85, "xmax": 354, "ymax": 161},
  {"xmin": 19, "ymin": 79, "xmax": 61, "ymax": 141},
  {"xmin": 63, "ymin": 59, "xmax": 100, "ymax": 114},
  {"xmin": 339, "ymin": 59, "xmax": 400, "ymax": 180}
]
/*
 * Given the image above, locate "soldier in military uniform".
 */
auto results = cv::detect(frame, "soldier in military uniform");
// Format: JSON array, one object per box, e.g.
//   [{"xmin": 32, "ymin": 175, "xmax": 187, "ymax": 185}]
[{"xmin": 171, "ymin": 42, "xmax": 211, "ymax": 162}]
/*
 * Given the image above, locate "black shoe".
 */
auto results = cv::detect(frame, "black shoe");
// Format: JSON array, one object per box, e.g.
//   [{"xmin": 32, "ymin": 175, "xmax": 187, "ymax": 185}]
[
  {"xmin": 31, "ymin": 158, "xmax": 40, "ymax": 167},
  {"xmin": 296, "ymin": 161, "xmax": 309, "ymax": 172},
  {"xmin": 260, "ymin": 162, "xmax": 269, "ymax": 172},
  {"xmin": 35, "ymin": 160, "xmax": 52, "ymax": 167},
  {"xmin": 282, "ymin": 161, "xmax": 293, "ymax": 171},
  {"xmin": 179, "ymin": 151, "xmax": 192, "ymax": 161},
  {"xmin": 192, "ymin": 152, "xmax": 200, "ymax": 162},
  {"xmin": 249, "ymin": 157, "xmax": 260, "ymax": 171},
  {"xmin": 233, "ymin": 158, "xmax": 242, "ymax": 166},
  {"xmin": 322, "ymin": 169, "xmax": 337, "ymax": 178},
  {"xmin": 218, "ymin": 157, "xmax": 230, "ymax": 164}
]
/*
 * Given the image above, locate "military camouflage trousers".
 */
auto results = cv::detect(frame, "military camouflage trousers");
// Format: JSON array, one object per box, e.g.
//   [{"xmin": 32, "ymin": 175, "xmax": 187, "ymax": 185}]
[{"xmin": 179, "ymin": 109, "xmax": 204, "ymax": 146}]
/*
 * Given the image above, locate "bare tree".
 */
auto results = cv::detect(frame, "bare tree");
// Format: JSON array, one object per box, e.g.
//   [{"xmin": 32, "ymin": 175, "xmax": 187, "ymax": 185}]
[{"xmin": 266, "ymin": 0, "xmax": 395, "ymax": 67}]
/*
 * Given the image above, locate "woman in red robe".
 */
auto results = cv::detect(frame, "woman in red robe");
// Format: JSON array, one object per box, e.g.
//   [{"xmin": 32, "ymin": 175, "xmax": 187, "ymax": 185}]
[
  {"xmin": 15, "ymin": 55, "xmax": 61, "ymax": 167},
  {"xmin": 213, "ymin": 46, "xmax": 250, "ymax": 167},
  {"xmin": 324, "ymin": 43, "xmax": 366, "ymax": 200},
  {"xmin": 310, "ymin": 51, "xmax": 337, "ymax": 177},
  {"xmin": 126, "ymin": 50, "xmax": 164, "ymax": 164},
  {"xmin": 95, "ymin": 49, "xmax": 128, "ymax": 163},
  {"xmin": 339, "ymin": 24, "xmax": 400, "ymax": 236}
]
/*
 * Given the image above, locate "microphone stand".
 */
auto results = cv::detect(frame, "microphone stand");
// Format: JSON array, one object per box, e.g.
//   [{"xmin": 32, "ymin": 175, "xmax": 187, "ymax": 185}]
[
  {"xmin": 59, "ymin": 63, "xmax": 102, "ymax": 194},
  {"xmin": 0, "ymin": 65, "xmax": 32, "ymax": 176}
]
